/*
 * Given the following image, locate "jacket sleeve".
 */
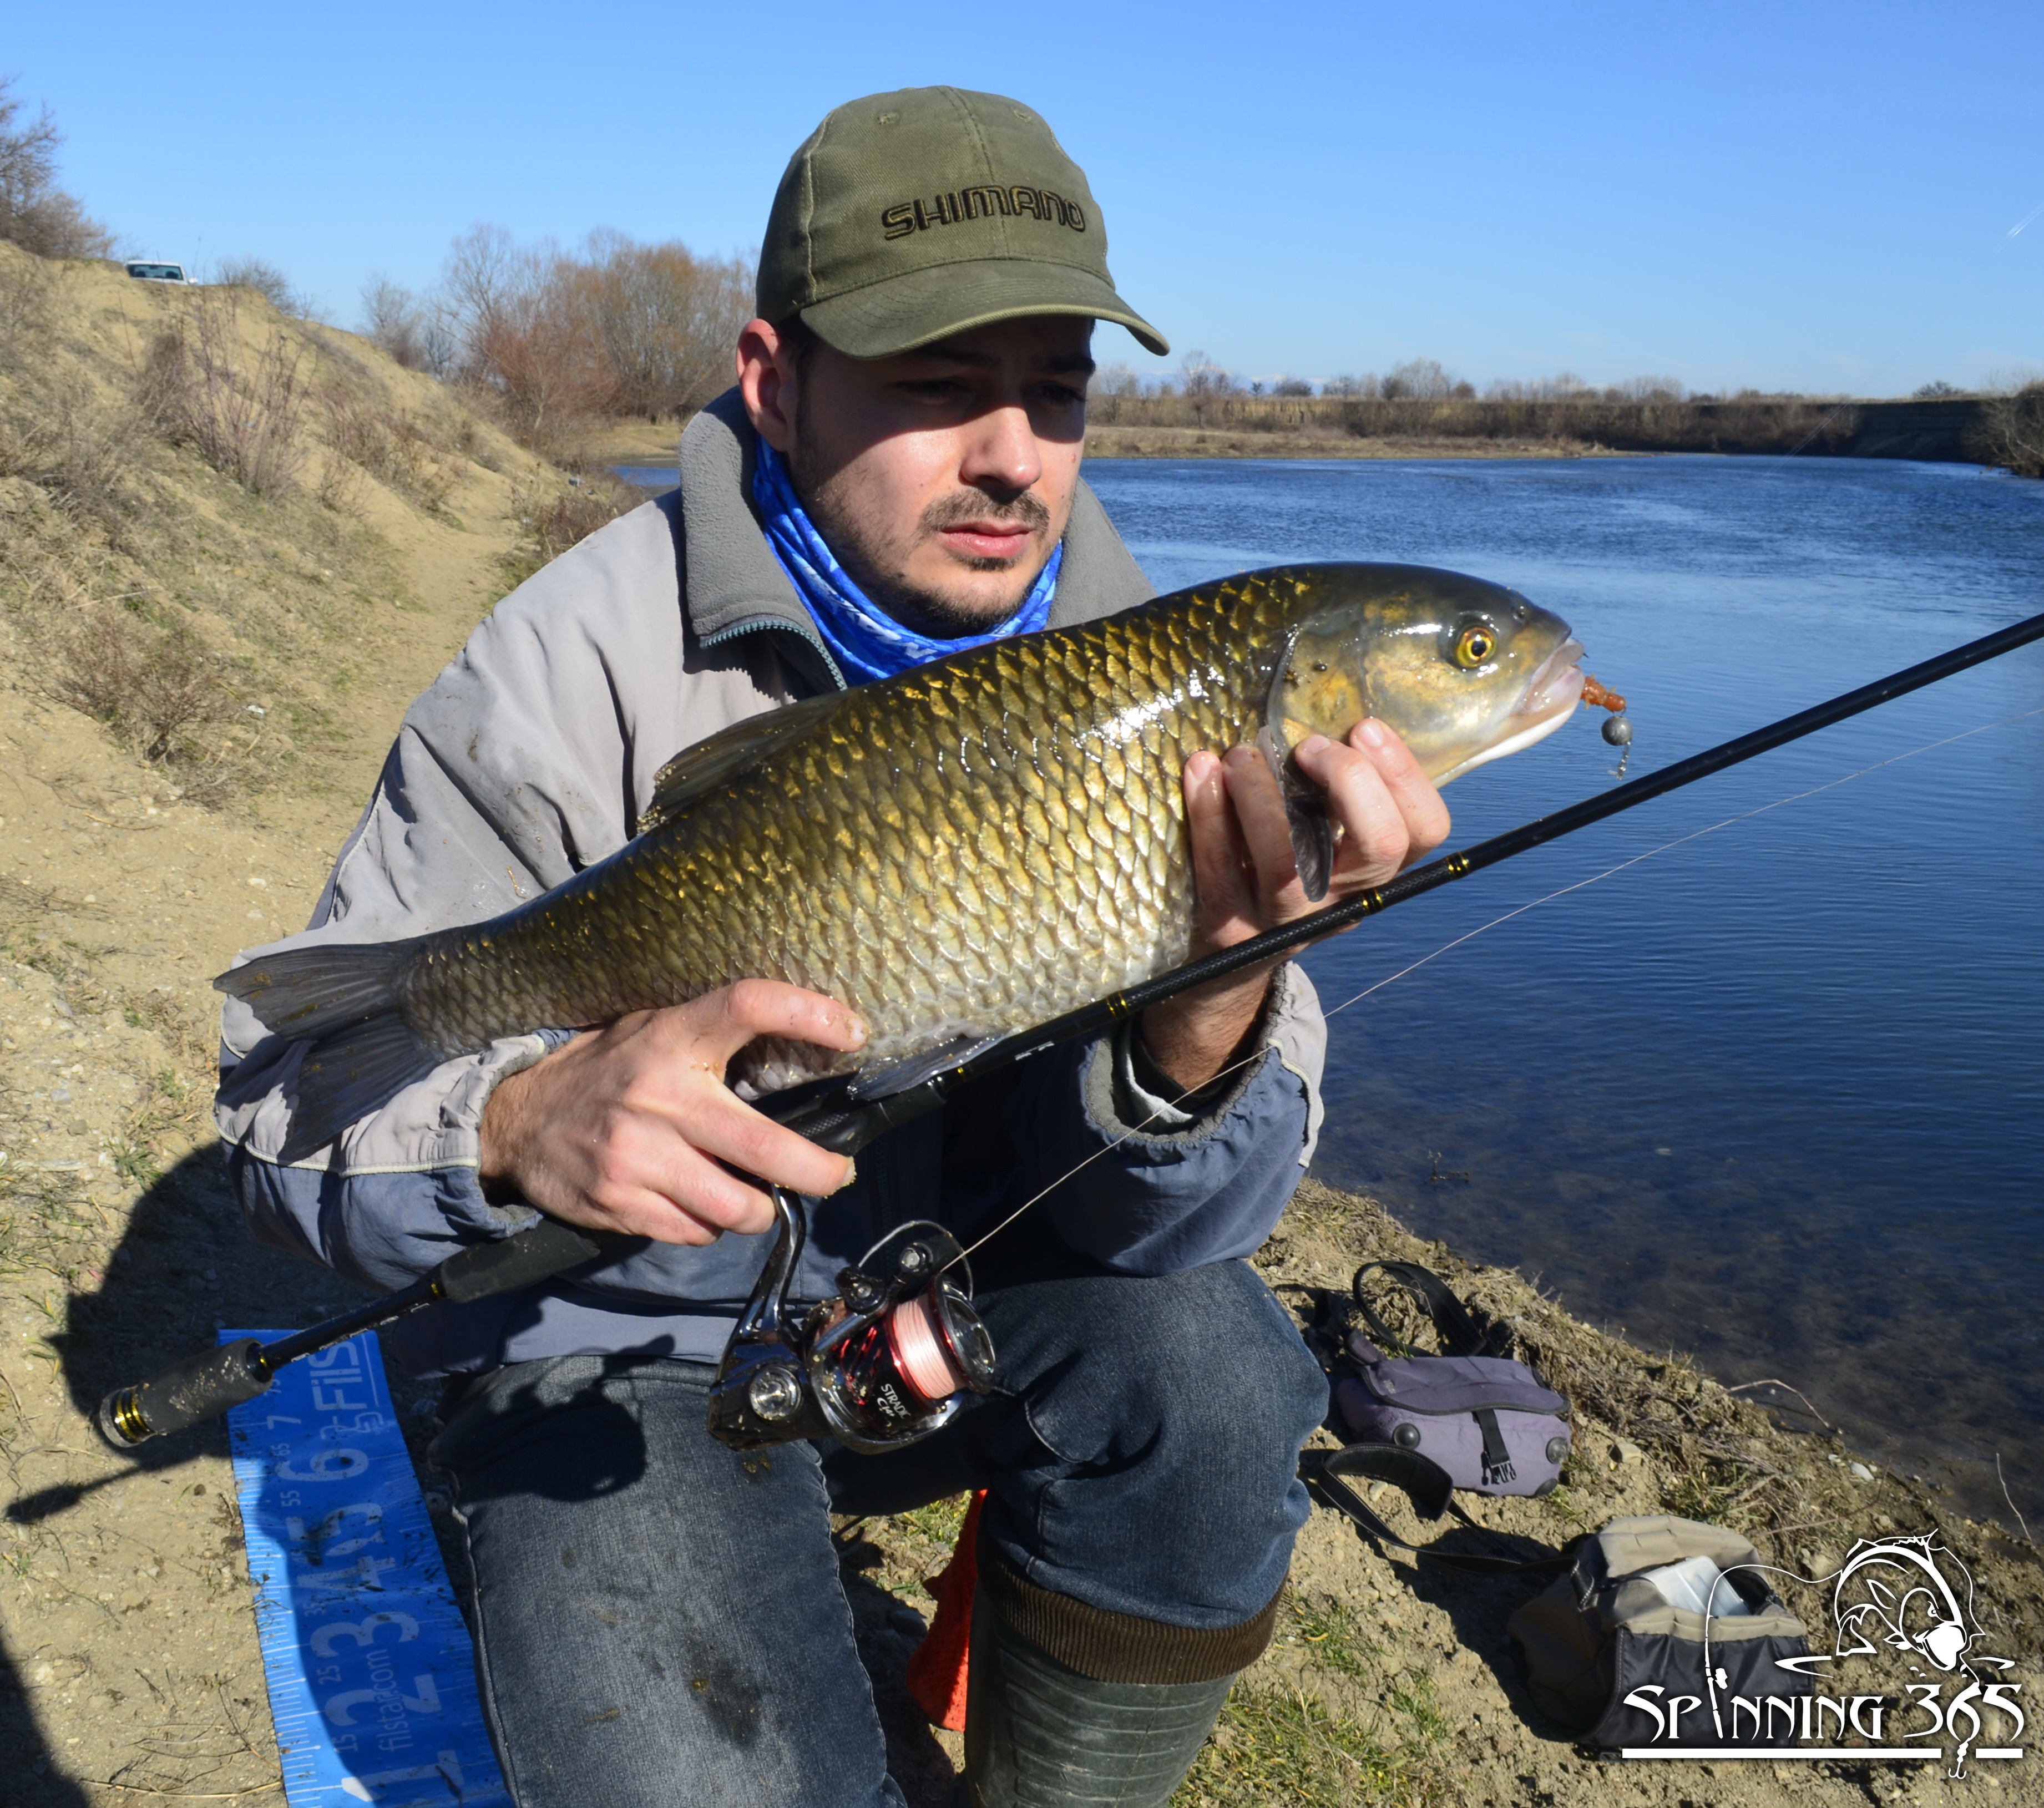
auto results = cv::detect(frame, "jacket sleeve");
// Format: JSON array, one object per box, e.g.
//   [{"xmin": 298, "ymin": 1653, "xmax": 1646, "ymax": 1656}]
[
  {"xmin": 214, "ymin": 497, "xmax": 719, "ymax": 1288},
  {"xmin": 980, "ymin": 962, "xmax": 1328, "ymax": 1275}
]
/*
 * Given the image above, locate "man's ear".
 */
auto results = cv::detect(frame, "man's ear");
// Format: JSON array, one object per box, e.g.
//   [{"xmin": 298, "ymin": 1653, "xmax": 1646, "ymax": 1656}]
[{"xmin": 736, "ymin": 318, "xmax": 799, "ymax": 455}]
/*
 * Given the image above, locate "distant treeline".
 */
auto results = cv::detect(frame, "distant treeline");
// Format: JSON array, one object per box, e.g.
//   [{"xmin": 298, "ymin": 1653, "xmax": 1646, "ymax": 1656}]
[
  {"xmin": 1090, "ymin": 353, "xmax": 2042, "ymax": 473},
  {"xmin": 1087, "ymin": 387, "xmax": 1873, "ymax": 453}
]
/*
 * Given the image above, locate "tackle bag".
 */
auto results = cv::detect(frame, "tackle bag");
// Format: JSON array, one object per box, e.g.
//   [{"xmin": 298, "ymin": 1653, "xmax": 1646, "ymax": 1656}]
[
  {"xmin": 1295, "ymin": 1262, "xmax": 1574, "ymax": 1575},
  {"xmin": 1332, "ymin": 1262, "xmax": 1571, "ymax": 1497},
  {"xmin": 1506, "ymin": 1515, "xmax": 1813, "ymax": 1749}
]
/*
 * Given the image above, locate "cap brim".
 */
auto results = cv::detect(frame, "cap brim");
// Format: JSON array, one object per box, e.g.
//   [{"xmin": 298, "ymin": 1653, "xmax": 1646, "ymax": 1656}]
[{"xmin": 802, "ymin": 258, "xmax": 1168, "ymax": 359}]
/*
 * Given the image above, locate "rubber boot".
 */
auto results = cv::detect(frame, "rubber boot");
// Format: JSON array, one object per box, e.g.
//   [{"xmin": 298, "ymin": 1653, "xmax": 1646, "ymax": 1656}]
[{"xmin": 961, "ymin": 1589, "xmax": 1236, "ymax": 1808}]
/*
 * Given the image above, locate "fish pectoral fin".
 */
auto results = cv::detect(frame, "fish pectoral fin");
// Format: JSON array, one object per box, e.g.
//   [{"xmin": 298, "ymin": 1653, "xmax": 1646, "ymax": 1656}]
[
  {"xmin": 1256, "ymin": 726, "xmax": 1334, "ymax": 904},
  {"xmin": 848, "ymin": 1035, "xmax": 1006, "ymax": 1102},
  {"xmin": 639, "ymin": 691, "xmax": 854, "ymax": 834}
]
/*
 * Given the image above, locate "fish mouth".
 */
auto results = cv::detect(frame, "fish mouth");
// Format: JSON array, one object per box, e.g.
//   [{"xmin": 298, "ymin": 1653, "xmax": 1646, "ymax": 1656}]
[
  {"xmin": 1516, "ymin": 638, "xmax": 1586, "ymax": 720},
  {"xmin": 1434, "ymin": 639, "xmax": 1586, "ymax": 783}
]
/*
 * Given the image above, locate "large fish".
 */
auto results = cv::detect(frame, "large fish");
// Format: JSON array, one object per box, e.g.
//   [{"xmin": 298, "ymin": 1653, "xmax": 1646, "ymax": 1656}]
[{"xmin": 223, "ymin": 564, "xmax": 1586, "ymax": 1153}]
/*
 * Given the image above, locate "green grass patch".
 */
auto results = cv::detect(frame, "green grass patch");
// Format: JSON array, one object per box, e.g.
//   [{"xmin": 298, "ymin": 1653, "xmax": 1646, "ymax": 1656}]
[{"xmin": 1176, "ymin": 1683, "xmax": 1443, "ymax": 1808}]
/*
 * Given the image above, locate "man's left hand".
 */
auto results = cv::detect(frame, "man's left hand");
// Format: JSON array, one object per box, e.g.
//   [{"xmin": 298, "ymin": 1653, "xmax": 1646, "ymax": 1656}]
[{"xmin": 1138, "ymin": 721, "xmax": 1450, "ymax": 1096}]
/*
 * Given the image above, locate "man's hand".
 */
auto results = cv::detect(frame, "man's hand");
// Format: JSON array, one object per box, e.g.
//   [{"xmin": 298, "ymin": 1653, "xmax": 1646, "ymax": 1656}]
[
  {"xmin": 479, "ymin": 980, "xmax": 868, "ymax": 1247},
  {"xmin": 1139, "ymin": 721, "xmax": 1451, "ymax": 1095}
]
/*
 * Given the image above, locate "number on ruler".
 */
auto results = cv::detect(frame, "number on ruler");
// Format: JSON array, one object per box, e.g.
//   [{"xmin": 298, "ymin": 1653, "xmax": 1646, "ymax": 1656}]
[
  {"xmin": 310, "ymin": 1611, "xmax": 420, "ymax": 1659},
  {"xmin": 325, "ymin": 1674, "xmax": 443, "ymax": 1725}
]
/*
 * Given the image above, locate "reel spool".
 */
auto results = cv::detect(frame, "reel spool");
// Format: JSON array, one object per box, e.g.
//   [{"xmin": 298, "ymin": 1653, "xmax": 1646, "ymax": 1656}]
[{"xmin": 707, "ymin": 1190, "xmax": 994, "ymax": 1452}]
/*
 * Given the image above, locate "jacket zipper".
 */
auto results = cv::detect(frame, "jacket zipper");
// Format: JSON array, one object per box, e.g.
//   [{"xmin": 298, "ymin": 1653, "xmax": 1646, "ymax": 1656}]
[{"xmin": 699, "ymin": 614, "xmax": 848, "ymax": 692}]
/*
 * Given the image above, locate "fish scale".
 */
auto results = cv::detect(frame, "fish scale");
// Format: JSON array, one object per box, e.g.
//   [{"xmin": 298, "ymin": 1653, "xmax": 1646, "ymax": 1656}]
[{"xmin": 224, "ymin": 563, "xmax": 1581, "ymax": 1156}]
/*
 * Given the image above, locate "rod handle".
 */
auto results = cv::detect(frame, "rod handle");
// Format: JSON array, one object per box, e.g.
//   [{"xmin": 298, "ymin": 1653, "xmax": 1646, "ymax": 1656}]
[
  {"xmin": 432, "ymin": 1217, "xmax": 618, "ymax": 1305},
  {"xmin": 96, "ymin": 1338, "xmax": 272, "ymax": 1449}
]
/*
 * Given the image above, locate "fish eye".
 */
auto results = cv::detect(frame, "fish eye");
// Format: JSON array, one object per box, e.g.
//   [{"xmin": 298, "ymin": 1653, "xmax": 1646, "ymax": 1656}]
[{"xmin": 1453, "ymin": 622, "xmax": 1499, "ymax": 667}]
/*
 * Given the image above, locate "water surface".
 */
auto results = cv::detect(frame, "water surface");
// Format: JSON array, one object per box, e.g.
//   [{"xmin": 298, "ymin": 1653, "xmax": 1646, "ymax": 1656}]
[{"xmin": 1085, "ymin": 453, "xmax": 2043, "ymax": 1526}]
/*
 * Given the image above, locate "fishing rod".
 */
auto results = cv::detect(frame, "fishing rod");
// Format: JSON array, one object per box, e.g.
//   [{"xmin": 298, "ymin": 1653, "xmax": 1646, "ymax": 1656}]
[{"xmin": 97, "ymin": 606, "xmax": 2044, "ymax": 1451}]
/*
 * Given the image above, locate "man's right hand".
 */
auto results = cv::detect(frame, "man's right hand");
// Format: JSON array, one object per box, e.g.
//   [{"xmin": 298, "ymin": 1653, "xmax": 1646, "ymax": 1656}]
[{"xmin": 478, "ymin": 980, "xmax": 867, "ymax": 1247}]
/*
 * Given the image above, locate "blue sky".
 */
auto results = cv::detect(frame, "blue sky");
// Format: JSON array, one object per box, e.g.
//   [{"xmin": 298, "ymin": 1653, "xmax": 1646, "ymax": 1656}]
[{"xmin": 9, "ymin": 1, "xmax": 2040, "ymax": 395}]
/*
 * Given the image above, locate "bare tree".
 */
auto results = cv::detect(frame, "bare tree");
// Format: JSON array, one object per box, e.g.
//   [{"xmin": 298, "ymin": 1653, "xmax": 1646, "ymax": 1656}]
[
  {"xmin": 1380, "ymin": 357, "xmax": 1453, "ymax": 401},
  {"xmin": 429, "ymin": 225, "xmax": 757, "ymax": 452},
  {"xmin": 1976, "ymin": 381, "xmax": 2044, "ymax": 478},
  {"xmin": 361, "ymin": 276, "xmax": 457, "ymax": 377},
  {"xmin": 1178, "ymin": 348, "xmax": 1234, "ymax": 398},
  {"xmin": 580, "ymin": 230, "xmax": 752, "ymax": 420},
  {"xmin": 0, "ymin": 77, "xmax": 112, "ymax": 259}
]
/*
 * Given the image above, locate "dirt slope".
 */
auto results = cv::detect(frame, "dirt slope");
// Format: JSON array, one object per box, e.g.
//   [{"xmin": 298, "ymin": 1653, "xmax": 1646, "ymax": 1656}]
[{"xmin": 0, "ymin": 242, "xmax": 580, "ymax": 1802}]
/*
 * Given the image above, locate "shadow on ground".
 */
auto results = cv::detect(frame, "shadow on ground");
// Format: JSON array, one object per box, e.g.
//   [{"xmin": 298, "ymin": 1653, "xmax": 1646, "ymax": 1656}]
[
  {"xmin": 0, "ymin": 1633, "xmax": 95, "ymax": 1807},
  {"xmin": 12, "ymin": 1145, "xmax": 363, "ymax": 1527}
]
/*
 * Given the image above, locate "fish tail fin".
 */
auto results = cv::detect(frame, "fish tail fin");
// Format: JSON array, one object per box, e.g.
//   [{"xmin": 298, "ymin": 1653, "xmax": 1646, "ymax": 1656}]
[{"xmin": 216, "ymin": 941, "xmax": 443, "ymax": 1161}]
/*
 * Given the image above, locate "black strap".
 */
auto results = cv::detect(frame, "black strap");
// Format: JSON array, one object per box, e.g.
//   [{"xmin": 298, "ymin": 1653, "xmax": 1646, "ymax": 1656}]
[
  {"xmin": 1307, "ymin": 1445, "xmax": 1569, "ymax": 1576},
  {"xmin": 1349, "ymin": 1261, "xmax": 1506, "ymax": 1358},
  {"xmin": 1474, "ymin": 1408, "xmax": 1518, "ymax": 1489}
]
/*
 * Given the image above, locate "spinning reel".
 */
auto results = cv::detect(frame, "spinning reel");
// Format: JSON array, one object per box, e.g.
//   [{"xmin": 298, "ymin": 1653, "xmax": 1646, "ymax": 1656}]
[{"xmin": 706, "ymin": 1185, "xmax": 996, "ymax": 1452}]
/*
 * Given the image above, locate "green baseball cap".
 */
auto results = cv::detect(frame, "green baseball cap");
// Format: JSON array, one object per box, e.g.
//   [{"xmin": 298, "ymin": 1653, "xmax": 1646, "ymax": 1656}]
[{"xmin": 758, "ymin": 87, "xmax": 1168, "ymax": 359}]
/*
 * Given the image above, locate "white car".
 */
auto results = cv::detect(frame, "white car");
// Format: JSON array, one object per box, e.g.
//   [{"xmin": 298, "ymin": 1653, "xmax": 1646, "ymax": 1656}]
[{"xmin": 124, "ymin": 260, "xmax": 194, "ymax": 284}]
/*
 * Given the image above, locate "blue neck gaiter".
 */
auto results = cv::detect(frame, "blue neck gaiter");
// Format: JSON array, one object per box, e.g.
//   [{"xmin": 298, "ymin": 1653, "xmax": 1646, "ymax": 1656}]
[{"xmin": 751, "ymin": 438, "xmax": 1060, "ymax": 687}]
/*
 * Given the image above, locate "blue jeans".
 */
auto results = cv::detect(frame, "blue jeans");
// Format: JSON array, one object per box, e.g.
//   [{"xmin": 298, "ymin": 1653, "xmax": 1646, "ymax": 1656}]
[{"xmin": 428, "ymin": 1255, "xmax": 1325, "ymax": 1807}]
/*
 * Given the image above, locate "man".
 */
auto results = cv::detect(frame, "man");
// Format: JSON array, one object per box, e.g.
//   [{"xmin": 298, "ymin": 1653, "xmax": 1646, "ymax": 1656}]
[{"xmin": 217, "ymin": 88, "xmax": 1448, "ymax": 1807}]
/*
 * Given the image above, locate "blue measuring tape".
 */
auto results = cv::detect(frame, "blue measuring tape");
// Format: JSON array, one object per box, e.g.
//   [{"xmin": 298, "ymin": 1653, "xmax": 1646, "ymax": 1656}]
[{"xmin": 223, "ymin": 1329, "xmax": 510, "ymax": 1807}]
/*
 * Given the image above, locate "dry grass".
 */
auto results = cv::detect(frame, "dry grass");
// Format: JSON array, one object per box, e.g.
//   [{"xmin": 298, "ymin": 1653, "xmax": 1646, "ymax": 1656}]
[{"xmin": 316, "ymin": 383, "xmax": 461, "ymax": 513}]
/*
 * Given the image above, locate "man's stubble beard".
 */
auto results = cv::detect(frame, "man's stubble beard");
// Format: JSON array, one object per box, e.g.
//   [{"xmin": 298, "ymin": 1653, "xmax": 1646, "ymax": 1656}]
[{"xmin": 791, "ymin": 439, "xmax": 1054, "ymax": 639}]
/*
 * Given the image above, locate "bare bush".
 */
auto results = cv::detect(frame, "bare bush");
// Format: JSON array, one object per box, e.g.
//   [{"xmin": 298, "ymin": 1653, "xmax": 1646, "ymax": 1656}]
[
  {"xmin": 502, "ymin": 473, "xmax": 636, "ymax": 588},
  {"xmin": 0, "ymin": 78, "xmax": 112, "ymax": 260},
  {"xmin": 58, "ymin": 610, "xmax": 233, "ymax": 763},
  {"xmin": 1975, "ymin": 382, "xmax": 2044, "ymax": 478},
  {"xmin": 137, "ymin": 291, "xmax": 307, "ymax": 497},
  {"xmin": 217, "ymin": 256, "xmax": 310, "ymax": 318}
]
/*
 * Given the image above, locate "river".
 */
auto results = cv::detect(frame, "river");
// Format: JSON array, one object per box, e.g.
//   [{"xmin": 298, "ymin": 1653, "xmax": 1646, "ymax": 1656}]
[{"xmin": 1085, "ymin": 452, "xmax": 2043, "ymax": 1527}]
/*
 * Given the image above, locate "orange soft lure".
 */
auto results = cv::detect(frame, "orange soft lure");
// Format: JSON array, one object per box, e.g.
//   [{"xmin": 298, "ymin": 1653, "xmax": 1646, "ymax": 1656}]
[{"xmin": 1581, "ymin": 675, "xmax": 1627, "ymax": 713}]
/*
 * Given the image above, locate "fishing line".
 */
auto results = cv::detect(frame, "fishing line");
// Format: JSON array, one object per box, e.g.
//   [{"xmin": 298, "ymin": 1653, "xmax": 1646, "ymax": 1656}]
[{"xmin": 944, "ymin": 702, "xmax": 2044, "ymax": 1272}]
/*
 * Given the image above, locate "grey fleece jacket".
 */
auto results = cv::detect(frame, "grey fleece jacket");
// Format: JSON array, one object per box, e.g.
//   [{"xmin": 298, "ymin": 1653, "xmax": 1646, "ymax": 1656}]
[{"xmin": 214, "ymin": 391, "xmax": 1327, "ymax": 1379}]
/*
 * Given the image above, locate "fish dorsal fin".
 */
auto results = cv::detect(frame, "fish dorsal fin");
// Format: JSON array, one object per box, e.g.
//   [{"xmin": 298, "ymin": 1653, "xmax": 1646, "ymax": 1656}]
[{"xmin": 639, "ymin": 692, "xmax": 851, "ymax": 834}]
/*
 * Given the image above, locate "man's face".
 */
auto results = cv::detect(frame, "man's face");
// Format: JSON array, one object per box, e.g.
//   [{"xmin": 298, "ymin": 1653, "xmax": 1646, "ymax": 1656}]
[{"xmin": 739, "ymin": 316, "xmax": 1094, "ymax": 636}]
